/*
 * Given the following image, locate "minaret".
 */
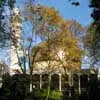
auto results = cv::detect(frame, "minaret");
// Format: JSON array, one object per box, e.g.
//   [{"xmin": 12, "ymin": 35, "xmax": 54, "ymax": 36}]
[{"xmin": 10, "ymin": 7, "xmax": 23, "ymax": 75}]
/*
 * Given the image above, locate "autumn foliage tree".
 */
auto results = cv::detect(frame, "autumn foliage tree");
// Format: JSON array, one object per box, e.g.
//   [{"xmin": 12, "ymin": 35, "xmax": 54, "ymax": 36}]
[
  {"xmin": 25, "ymin": 4, "xmax": 82, "ymax": 72},
  {"xmin": 24, "ymin": 5, "xmax": 82, "ymax": 94},
  {"xmin": 9, "ymin": 2, "xmax": 83, "ymax": 98}
]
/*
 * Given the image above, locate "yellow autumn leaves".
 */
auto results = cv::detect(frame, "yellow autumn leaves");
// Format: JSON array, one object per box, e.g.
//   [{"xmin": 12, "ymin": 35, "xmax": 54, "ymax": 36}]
[{"xmin": 26, "ymin": 4, "xmax": 82, "ymax": 71}]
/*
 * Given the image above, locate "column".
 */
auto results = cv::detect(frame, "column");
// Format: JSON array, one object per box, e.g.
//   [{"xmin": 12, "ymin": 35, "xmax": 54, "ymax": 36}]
[
  {"xmin": 48, "ymin": 74, "xmax": 51, "ymax": 90},
  {"xmin": 30, "ymin": 83, "xmax": 32, "ymax": 92},
  {"xmin": 71, "ymin": 74, "xmax": 73, "ymax": 86},
  {"xmin": 59, "ymin": 73, "xmax": 62, "ymax": 91},
  {"xmin": 40, "ymin": 74, "xmax": 42, "ymax": 89},
  {"xmin": 78, "ymin": 73, "xmax": 81, "ymax": 95},
  {"xmin": 68, "ymin": 71, "xmax": 72, "ymax": 86}
]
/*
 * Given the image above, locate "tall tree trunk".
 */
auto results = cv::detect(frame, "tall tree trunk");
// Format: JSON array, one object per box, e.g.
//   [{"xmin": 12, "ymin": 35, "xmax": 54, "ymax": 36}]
[{"xmin": 45, "ymin": 74, "xmax": 51, "ymax": 100}]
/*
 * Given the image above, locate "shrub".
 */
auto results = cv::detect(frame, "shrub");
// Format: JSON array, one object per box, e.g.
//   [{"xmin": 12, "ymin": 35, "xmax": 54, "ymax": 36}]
[{"xmin": 35, "ymin": 89, "xmax": 62, "ymax": 100}]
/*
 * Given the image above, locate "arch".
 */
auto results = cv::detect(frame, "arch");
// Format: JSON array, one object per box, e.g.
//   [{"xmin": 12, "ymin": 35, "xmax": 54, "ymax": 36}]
[
  {"xmin": 80, "ymin": 74, "xmax": 88, "ymax": 88},
  {"xmin": 32, "ymin": 74, "xmax": 40, "ymax": 89},
  {"xmin": 42, "ymin": 74, "xmax": 49, "ymax": 89},
  {"xmin": 61, "ymin": 74, "xmax": 69, "ymax": 90},
  {"xmin": 51, "ymin": 74, "xmax": 59, "ymax": 90},
  {"xmin": 73, "ymin": 74, "xmax": 79, "ymax": 89}
]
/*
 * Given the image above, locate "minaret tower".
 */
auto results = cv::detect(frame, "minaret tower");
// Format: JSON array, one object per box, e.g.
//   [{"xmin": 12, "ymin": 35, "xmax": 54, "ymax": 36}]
[{"xmin": 10, "ymin": 7, "xmax": 23, "ymax": 74}]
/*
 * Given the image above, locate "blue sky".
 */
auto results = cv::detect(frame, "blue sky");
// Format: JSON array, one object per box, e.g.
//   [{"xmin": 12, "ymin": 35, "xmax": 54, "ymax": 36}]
[
  {"xmin": 38, "ymin": 0, "xmax": 92, "ymax": 26},
  {"xmin": 16, "ymin": 0, "xmax": 92, "ymax": 26}
]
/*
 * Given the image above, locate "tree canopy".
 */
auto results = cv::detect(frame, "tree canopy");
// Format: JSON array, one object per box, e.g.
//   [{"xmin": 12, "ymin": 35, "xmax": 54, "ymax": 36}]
[
  {"xmin": 25, "ymin": 5, "xmax": 82, "ymax": 71},
  {"xmin": 0, "ymin": 0, "xmax": 15, "ymax": 47},
  {"xmin": 84, "ymin": 0, "xmax": 100, "ymax": 67}
]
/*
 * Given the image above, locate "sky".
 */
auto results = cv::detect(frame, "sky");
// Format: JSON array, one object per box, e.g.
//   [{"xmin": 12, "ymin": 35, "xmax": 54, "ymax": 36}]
[
  {"xmin": 16, "ymin": 0, "xmax": 92, "ymax": 26},
  {"xmin": 38, "ymin": 0, "xmax": 92, "ymax": 26}
]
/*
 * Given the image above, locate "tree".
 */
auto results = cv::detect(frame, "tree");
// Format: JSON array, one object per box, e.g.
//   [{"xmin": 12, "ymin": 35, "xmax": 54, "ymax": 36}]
[
  {"xmin": 10, "ymin": 5, "xmax": 42, "ymax": 93},
  {"xmin": 10, "ymin": 3, "xmax": 82, "ymax": 98},
  {"xmin": 0, "ymin": 61, "xmax": 8, "ymax": 75},
  {"xmin": 27, "ymin": 5, "xmax": 82, "ymax": 71},
  {"xmin": 25, "ymin": 4, "xmax": 82, "ymax": 99},
  {"xmin": 0, "ymin": 0, "xmax": 15, "ymax": 47},
  {"xmin": 84, "ymin": 0, "xmax": 100, "ymax": 67},
  {"xmin": 10, "ymin": 7, "xmax": 25, "ymax": 74}
]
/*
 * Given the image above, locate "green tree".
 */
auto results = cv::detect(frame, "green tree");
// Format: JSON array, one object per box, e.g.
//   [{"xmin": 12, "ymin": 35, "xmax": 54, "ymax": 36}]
[
  {"xmin": 0, "ymin": 0, "xmax": 15, "ymax": 47},
  {"xmin": 84, "ymin": 0, "xmax": 100, "ymax": 67}
]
